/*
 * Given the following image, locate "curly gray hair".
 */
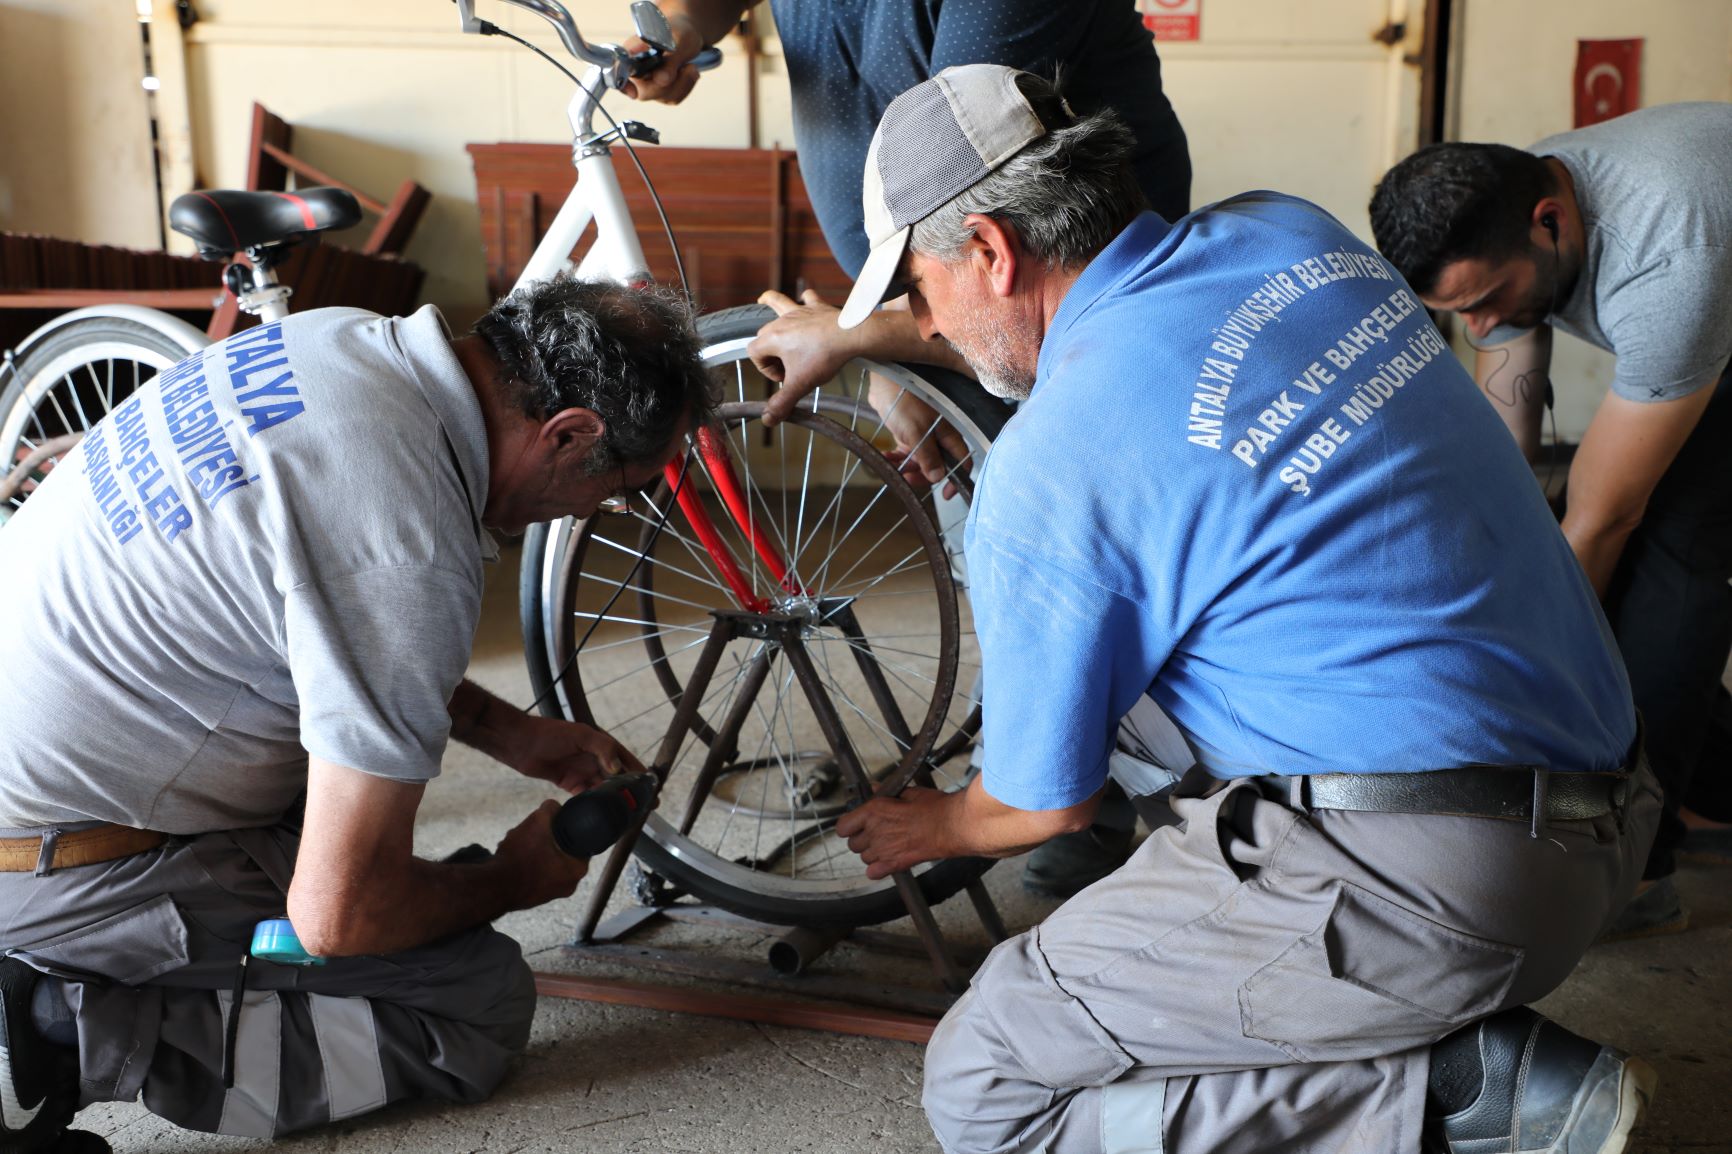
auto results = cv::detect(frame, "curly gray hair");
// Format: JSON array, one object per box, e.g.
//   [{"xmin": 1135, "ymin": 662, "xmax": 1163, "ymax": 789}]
[{"xmin": 474, "ymin": 278, "xmax": 714, "ymax": 475}]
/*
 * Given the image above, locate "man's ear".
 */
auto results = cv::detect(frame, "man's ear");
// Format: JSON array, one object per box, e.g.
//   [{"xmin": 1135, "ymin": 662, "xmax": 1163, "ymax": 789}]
[
  {"xmin": 962, "ymin": 213, "xmax": 1020, "ymax": 300},
  {"xmin": 539, "ymin": 407, "xmax": 607, "ymax": 463},
  {"xmin": 1530, "ymin": 197, "xmax": 1566, "ymax": 247}
]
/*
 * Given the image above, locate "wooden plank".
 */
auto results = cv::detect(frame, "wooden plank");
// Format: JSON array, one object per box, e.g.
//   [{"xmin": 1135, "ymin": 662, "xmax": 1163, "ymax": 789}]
[
  {"xmin": 363, "ymin": 180, "xmax": 432, "ymax": 257},
  {"xmin": 531, "ymin": 971, "xmax": 939, "ymax": 1044},
  {"xmin": 259, "ymin": 143, "xmax": 389, "ymax": 214},
  {"xmin": 0, "ymin": 288, "xmax": 219, "ymax": 311},
  {"xmin": 247, "ymin": 103, "xmax": 293, "ymax": 193}
]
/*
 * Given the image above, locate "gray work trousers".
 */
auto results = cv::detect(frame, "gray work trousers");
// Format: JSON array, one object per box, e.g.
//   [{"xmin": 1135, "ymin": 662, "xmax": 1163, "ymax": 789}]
[
  {"xmin": 0, "ymin": 825, "xmax": 536, "ymax": 1138},
  {"xmin": 924, "ymin": 763, "xmax": 1661, "ymax": 1154}
]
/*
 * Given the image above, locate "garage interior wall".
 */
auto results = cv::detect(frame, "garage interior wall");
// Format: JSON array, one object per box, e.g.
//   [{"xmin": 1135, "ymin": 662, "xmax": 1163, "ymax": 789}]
[
  {"xmin": 0, "ymin": 0, "xmax": 160, "ymax": 249},
  {"xmin": 1449, "ymin": 0, "xmax": 1732, "ymax": 441}
]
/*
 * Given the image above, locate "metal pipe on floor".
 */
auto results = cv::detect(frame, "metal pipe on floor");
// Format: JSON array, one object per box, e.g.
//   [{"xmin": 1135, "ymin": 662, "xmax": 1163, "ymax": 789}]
[{"xmin": 768, "ymin": 925, "xmax": 849, "ymax": 975}]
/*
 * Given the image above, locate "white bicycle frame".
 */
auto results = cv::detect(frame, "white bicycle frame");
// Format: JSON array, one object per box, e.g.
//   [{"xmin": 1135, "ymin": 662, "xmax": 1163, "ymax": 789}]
[{"xmin": 515, "ymin": 73, "xmax": 654, "ymax": 292}]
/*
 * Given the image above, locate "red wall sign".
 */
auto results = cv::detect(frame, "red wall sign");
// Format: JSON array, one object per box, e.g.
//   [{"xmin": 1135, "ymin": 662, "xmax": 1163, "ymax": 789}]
[
  {"xmin": 1574, "ymin": 39, "xmax": 1642, "ymax": 128},
  {"xmin": 1141, "ymin": 0, "xmax": 1201, "ymax": 42}
]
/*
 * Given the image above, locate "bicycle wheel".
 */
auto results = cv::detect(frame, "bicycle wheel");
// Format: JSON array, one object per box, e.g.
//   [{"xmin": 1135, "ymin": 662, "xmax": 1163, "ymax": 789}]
[
  {"xmin": 2, "ymin": 314, "xmax": 205, "ymax": 517},
  {"xmin": 522, "ymin": 304, "xmax": 995, "ymax": 927}
]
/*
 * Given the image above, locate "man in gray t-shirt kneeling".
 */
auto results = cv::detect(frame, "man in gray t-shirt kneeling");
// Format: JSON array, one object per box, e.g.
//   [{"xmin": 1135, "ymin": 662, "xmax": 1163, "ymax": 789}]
[
  {"xmin": 0, "ymin": 278, "xmax": 713, "ymax": 1149},
  {"xmin": 1370, "ymin": 102, "xmax": 1732, "ymax": 937}
]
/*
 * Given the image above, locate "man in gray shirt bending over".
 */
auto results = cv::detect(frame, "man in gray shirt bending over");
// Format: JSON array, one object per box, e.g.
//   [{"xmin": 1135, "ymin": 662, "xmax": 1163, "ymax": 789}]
[
  {"xmin": 0, "ymin": 278, "xmax": 712, "ymax": 1151},
  {"xmin": 1371, "ymin": 103, "xmax": 1732, "ymax": 937}
]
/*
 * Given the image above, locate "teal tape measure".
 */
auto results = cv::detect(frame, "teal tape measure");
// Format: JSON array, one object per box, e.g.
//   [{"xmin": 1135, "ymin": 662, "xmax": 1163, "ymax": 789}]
[{"xmin": 250, "ymin": 918, "xmax": 326, "ymax": 966}]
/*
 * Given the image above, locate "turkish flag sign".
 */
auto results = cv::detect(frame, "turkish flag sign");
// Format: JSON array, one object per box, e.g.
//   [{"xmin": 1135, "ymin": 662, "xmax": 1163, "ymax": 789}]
[{"xmin": 1575, "ymin": 39, "xmax": 1642, "ymax": 128}]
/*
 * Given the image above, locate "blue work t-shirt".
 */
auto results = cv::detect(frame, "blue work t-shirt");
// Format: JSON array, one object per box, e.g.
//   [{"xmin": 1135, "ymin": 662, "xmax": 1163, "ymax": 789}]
[
  {"xmin": 768, "ymin": 0, "xmax": 1190, "ymax": 277},
  {"xmin": 968, "ymin": 198, "xmax": 1636, "ymax": 811}
]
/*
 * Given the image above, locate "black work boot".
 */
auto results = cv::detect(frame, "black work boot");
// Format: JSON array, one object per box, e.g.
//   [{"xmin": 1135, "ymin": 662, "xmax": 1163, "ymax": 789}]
[
  {"xmin": 1022, "ymin": 781, "xmax": 1136, "ymax": 898},
  {"xmin": 0, "ymin": 959, "xmax": 106, "ymax": 1154},
  {"xmin": 1424, "ymin": 1007, "xmax": 1656, "ymax": 1154}
]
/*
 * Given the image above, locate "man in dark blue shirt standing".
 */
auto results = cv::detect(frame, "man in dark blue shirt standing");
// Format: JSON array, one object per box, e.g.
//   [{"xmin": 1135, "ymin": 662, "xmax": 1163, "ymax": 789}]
[{"xmin": 630, "ymin": 1, "xmax": 1189, "ymax": 270}]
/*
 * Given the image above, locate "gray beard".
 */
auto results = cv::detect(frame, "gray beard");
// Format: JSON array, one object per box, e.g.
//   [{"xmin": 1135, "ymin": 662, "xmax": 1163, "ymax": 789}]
[{"xmin": 948, "ymin": 300, "xmax": 1035, "ymax": 400}]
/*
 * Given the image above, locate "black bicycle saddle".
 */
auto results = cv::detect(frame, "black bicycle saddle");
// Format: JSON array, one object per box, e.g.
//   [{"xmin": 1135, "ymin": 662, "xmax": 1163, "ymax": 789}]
[{"xmin": 168, "ymin": 187, "xmax": 362, "ymax": 260}]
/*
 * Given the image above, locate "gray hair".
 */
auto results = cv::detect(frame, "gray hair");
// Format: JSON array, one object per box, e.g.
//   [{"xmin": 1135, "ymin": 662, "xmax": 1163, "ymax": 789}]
[
  {"xmin": 474, "ymin": 277, "xmax": 714, "ymax": 475},
  {"xmin": 909, "ymin": 74, "xmax": 1147, "ymax": 271}
]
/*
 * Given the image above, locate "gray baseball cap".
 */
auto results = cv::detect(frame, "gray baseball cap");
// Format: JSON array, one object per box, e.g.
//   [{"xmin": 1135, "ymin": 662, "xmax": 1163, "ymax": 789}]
[{"xmin": 838, "ymin": 64, "xmax": 1050, "ymax": 330}]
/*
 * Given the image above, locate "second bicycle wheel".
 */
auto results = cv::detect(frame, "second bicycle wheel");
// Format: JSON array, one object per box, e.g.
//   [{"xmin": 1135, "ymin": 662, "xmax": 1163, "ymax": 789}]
[
  {"xmin": 523, "ymin": 306, "xmax": 993, "ymax": 927},
  {"xmin": 2, "ymin": 313, "xmax": 205, "ymax": 519}
]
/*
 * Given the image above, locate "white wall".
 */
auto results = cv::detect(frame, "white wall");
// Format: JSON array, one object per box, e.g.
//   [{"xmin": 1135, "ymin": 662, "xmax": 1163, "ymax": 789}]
[
  {"xmin": 1447, "ymin": 1, "xmax": 1732, "ymax": 440},
  {"xmin": 1157, "ymin": 0, "xmax": 1423, "ymax": 240},
  {"xmin": 0, "ymin": 0, "xmax": 159, "ymax": 247}
]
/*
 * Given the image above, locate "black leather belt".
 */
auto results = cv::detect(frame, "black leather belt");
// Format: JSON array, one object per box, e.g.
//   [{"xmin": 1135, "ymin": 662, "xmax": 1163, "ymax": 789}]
[{"xmin": 1286, "ymin": 765, "xmax": 1632, "ymax": 838}]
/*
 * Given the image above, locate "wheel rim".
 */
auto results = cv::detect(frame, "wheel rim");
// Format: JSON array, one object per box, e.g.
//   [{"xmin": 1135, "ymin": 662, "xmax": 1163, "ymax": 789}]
[
  {"xmin": 540, "ymin": 346, "xmax": 987, "ymax": 907},
  {"xmin": 3, "ymin": 340, "xmax": 184, "ymax": 512}
]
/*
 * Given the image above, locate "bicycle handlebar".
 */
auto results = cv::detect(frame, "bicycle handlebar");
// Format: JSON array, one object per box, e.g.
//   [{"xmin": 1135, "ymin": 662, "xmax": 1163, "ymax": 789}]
[
  {"xmin": 497, "ymin": 0, "xmax": 611, "ymax": 66},
  {"xmin": 457, "ymin": 0, "xmax": 724, "ymax": 81}
]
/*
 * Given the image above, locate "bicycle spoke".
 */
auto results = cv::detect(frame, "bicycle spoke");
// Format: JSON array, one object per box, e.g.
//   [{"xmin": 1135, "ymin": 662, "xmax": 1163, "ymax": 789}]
[
  {"xmin": 811, "ymin": 633, "xmax": 973, "ymax": 669},
  {"xmin": 570, "ymin": 611, "xmax": 710, "ymax": 633},
  {"xmin": 806, "ymin": 413, "xmax": 952, "ymax": 589},
  {"xmin": 43, "ymin": 385, "xmax": 77, "ymax": 443},
  {"xmin": 67, "ymin": 365, "xmax": 97, "ymax": 432},
  {"xmin": 787, "ymin": 383, "xmax": 909, "ymax": 573},
  {"xmin": 601, "ymin": 639, "xmax": 763, "ymax": 736},
  {"xmin": 809, "ymin": 628, "xmax": 963, "ymax": 695},
  {"xmin": 586, "ymin": 532, "xmax": 734, "ymax": 597},
  {"xmin": 577, "ymin": 622, "xmax": 709, "ymax": 655},
  {"xmin": 579, "ymin": 634, "xmax": 711, "ymax": 696},
  {"xmin": 626, "ymin": 498, "xmax": 735, "ymax": 599},
  {"xmin": 601, "ymin": 580, "xmax": 725, "ymax": 617},
  {"xmin": 816, "ymin": 515, "xmax": 920, "ymax": 598},
  {"xmin": 729, "ymin": 420, "xmax": 804, "ymax": 593}
]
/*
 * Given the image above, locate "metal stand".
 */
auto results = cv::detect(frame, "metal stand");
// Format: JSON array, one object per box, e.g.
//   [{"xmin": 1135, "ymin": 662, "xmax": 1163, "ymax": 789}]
[{"xmin": 542, "ymin": 608, "xmax": 1009, "ymax": 1023}]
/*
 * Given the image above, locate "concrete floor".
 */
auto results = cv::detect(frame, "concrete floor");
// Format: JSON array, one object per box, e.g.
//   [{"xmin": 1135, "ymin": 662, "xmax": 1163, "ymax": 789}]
[{"xmin": 75, "ymin": 544, "xmax": 1732, "ymax": 1153}]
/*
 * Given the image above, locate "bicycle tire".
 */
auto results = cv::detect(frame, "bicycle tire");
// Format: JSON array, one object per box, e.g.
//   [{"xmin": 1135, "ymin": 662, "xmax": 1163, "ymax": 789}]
[
  {"xmin": 521, "ymin": 304, "xmax": 997, "ymax": 927},
  {"xmin": 2, "ymin": 315, "xmax": 204, "ymax": 516}
]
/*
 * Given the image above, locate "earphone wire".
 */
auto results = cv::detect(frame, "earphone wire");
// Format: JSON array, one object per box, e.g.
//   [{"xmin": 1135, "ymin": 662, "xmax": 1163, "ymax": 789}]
[
  {"xmin": 521, "ymin": 451, "xmax": 694, "ymax": 718},
  {"xmin": 1458, "ymin": 219, "xmax": 1566, "ymax": 504}
]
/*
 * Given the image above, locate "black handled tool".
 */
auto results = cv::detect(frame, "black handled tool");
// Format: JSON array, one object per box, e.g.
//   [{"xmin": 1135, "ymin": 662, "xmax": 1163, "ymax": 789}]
[{"xmin": 551, "ymin": 772, "xmax": 658, "ymax": 858}]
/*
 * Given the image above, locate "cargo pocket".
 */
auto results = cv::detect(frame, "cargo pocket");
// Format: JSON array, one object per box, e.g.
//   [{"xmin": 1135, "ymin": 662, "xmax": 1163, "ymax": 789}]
[
  {"xmin": 16, "ymin": 894, "xmax": 192, "ymax": 985},
  {"xmin": 1238, "ymin": 882, "xmax": 1522, "ymax": 1063},
  {"xmin": 975, "ymin": 932, "xmax": 1134, "ymax": 1089}
]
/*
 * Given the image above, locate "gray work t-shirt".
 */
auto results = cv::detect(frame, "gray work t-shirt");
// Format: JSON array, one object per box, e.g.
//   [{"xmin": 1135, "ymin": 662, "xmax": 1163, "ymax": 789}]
[
  {"xmin": 0, "ymin": 305, "xmax": 492, "ymax": 833},
  {"xmin": 1489, "ymin": 103, "xmax": 1732, "ymax": 401}
]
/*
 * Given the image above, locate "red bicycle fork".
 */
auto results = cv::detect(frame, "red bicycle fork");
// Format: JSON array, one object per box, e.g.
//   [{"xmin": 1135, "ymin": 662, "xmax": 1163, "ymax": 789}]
[{"xmin": 665, "ymin": 426, "xmax": 801, "ymax": 614}]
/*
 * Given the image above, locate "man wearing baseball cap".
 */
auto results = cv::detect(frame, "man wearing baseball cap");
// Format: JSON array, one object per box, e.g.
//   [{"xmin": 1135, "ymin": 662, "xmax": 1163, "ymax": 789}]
[{"xmin": 832, "ymin": 65, "xmax": 1659, "ymax": 1153}]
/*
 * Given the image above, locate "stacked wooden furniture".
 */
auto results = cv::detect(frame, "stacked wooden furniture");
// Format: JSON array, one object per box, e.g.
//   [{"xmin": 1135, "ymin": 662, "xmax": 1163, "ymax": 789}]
[
  {"xmin": 0, "ymin": 103, "xmax": 429, "ymax": 350},
  {"xmin": 245, "ymin": 103, "xmax": 431, "ymax": 259}
]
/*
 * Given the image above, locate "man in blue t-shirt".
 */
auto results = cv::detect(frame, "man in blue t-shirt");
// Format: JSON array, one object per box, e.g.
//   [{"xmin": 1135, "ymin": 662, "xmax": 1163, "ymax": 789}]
[{"xmin": 830, "ymin": 65, "xmax": 1660, "ymax": 1154}]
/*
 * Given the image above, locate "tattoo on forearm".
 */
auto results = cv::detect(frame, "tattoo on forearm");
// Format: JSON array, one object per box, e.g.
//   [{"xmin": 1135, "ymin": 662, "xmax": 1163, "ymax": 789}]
[{"xmin": 1481, "ymin": 347, "xmax": 1549, "ymax": 409}]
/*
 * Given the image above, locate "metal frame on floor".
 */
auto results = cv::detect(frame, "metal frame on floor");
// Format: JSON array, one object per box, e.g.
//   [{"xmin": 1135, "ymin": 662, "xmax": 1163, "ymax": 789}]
[{"xmin": 533, "ymin": 608, "xmax": 1010, "ymax": 1039}]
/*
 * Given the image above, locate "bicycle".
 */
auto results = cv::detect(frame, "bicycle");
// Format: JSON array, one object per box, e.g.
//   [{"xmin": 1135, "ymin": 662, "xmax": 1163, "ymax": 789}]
[
  {"xmin": 473, "ymin": 1, "xmax": 1013, "ymax": 930},
  {"xmin": 0, "ymin": 188, "xmax": 362, "ymax": 514}
]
